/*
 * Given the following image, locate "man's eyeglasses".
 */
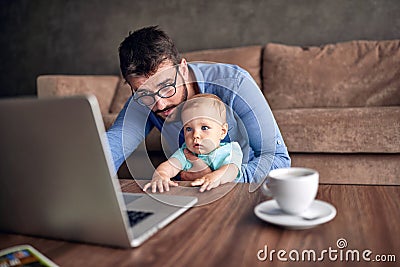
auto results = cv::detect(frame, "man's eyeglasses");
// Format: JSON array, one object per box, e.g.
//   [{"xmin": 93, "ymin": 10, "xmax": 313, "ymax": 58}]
[{"xmin": 132, "ymin": 66, "xmax": 179, "ymax": 107}]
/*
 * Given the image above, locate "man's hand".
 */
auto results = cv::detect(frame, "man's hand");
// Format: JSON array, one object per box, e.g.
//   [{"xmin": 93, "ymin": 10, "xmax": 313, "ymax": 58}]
[{"xmin": 180, "ymin": 149, "xmax": 212, "ymax": 181}]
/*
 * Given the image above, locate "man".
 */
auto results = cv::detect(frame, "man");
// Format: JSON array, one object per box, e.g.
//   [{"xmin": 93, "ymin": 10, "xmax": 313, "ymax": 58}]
[{"xmin": 107, "ymin": 26, "xmax": 290, "ymax": 188}]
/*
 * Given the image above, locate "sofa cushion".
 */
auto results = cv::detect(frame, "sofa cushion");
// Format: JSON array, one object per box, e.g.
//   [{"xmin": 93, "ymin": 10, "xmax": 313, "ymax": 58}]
[
  {"xmin": 37, "ymin": 75, "xmax": 119, "ymax": 115},
  {"xmin": 109, "ymin": 77, "xmax": 132, "ymax": 114},
  {"xmin": 263, "ymin": 40, "xmax": 400, "ymax": 109},
  {"xmin": 183, "ymin": 45, "xmax": 263, "ymax": 88},
  {"xmin": 102, "ymin": 113, "xmax": 118, "ymax": 130},
  {"xmin": 273, "ymin": 106, "xmax": 400, "ymax": 153}
]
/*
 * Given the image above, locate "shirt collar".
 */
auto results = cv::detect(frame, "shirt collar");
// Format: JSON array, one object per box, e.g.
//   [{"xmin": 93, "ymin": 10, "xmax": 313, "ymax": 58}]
[{"xmin": 188, "ymin": 63, "xmax": 205, "ymax": 93}]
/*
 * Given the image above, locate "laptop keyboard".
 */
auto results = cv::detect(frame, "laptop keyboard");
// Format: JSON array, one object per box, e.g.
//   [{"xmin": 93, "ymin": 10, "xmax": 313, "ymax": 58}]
[{"xmin": 127, "ymin": 210, "xmax": 154, "ymax": 227}]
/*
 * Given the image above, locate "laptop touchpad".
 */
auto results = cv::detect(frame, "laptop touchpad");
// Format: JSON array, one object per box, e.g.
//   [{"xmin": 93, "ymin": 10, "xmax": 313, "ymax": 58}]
[{"xmin": 123, "ymin": 194, "xmax": 143, "ymax": 205}]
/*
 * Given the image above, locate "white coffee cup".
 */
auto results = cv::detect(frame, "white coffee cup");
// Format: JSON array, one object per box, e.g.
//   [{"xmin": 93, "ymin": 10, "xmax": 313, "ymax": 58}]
[{"xmin": 261, "ymin": 167, "xmax": 319, "ymax": 215}]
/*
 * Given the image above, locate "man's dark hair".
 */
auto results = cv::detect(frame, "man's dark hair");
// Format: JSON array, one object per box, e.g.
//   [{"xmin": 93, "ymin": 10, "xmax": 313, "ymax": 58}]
[{"xmin": 119, "ymin": 26, "xmax": 181, "ymax": 79}]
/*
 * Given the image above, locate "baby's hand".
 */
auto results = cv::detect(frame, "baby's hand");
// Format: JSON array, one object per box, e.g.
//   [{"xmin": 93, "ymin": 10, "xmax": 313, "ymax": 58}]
[
  {"xmin": 190, "ymin": 164, "xmax": 238, "ymax": 192},
  {"xmin": 191, "ymin": 173, "xmax": 222, "ymax": 193},
  {"xmin": 143, "ymin": 175, "xmax": 178, "ymax": 193}
]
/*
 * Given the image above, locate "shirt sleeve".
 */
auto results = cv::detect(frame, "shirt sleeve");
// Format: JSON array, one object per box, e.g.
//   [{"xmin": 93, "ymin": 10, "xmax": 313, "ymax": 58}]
[
  {"xmin": 169, "ymin": 147, "xmax": 192, "ymax": 171},
  {"xmin": 220, "ymin": 142, "xmax": 242, "ymax": 167},
  {"xmin": 219, "ymin": 142, "xmax": 243, "ymax": 180},
  {"xmin": 106, "ymin": 97, "xmax": 153, "ymax": 173},
  {"xmin": 232, "ymin": 72, "xmax": 291, "ymax": 184}
]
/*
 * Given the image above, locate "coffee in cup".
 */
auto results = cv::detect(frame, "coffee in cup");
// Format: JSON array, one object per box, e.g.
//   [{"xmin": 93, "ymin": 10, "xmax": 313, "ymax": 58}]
[{"xmin": 261, "ymin": 167, "xmax": 319, "ymax": 215}]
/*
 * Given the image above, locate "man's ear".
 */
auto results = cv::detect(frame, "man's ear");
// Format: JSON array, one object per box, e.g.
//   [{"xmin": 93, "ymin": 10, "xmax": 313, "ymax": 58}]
[
  {"xmin": 220, "ymin": 123, "xmax": 228, "ymax": 139},
  {"xmin": 179, "ymin": 58, "xmax": 189, "ymax": 79}
]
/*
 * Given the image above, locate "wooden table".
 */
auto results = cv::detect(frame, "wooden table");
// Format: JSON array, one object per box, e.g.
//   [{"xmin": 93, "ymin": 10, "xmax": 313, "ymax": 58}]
[{"xmin": 1, "ymin": 179, "xmax": 399, "ymax": 267}]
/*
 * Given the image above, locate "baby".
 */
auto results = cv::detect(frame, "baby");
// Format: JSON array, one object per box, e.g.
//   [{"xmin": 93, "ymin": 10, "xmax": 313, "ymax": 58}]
[{"xmin": 143, "ymin": 94, "xmax": 243, "ymax": 193}]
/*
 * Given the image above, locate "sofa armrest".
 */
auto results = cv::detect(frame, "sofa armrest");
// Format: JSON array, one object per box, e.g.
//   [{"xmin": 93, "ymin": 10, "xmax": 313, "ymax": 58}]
[{"xmin": 37, "ymin": 75, "xmax": 120, "ymax": 115}]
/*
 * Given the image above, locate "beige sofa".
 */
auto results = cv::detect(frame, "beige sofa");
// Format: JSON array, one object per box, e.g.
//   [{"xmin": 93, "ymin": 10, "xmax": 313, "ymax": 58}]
[{"xmin": 37, "ymin": 40, "xmax": 400, "ymax": 185}]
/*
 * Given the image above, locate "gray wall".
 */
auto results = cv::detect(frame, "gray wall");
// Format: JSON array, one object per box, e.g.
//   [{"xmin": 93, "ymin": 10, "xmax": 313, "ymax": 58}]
[{"xmin": 1, "ymin": 0, "xmax": 399, "ymax": 97}]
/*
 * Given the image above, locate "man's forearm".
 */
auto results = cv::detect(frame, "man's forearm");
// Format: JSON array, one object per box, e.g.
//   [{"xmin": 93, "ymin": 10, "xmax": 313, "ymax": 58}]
[{"xmin": 240, "ymin": 150, "xmax": 290, "ymax": 183}]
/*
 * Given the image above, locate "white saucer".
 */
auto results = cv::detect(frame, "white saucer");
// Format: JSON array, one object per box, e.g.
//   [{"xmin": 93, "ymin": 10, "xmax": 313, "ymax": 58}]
[{"xmin": 254, "ymin": 199, "xmax": 336, "ymax": 230}]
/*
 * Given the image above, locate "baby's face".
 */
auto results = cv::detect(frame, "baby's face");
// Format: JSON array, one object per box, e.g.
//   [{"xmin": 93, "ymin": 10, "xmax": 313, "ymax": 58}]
[{"xmin": 183, "ymin": 117, "xmax": 228, "ymax": 155}]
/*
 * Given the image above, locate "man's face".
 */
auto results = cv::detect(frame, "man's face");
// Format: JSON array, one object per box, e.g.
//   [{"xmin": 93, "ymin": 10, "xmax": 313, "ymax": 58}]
[{"xmin": 126, "ymin": 62, "xmax": 187, "ymax": 121}]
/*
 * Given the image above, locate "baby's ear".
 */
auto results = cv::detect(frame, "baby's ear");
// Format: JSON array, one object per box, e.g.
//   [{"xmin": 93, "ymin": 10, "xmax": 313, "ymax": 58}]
[{"xmin": 220, "ymin": 123, "xmax": 228, "ymax": 139}]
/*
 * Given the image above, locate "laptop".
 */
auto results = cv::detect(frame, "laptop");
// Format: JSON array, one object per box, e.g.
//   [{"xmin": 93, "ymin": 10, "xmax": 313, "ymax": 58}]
[{"xmin": 0, "ymin": 94, "xmax": 197, "ymax": 248}]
